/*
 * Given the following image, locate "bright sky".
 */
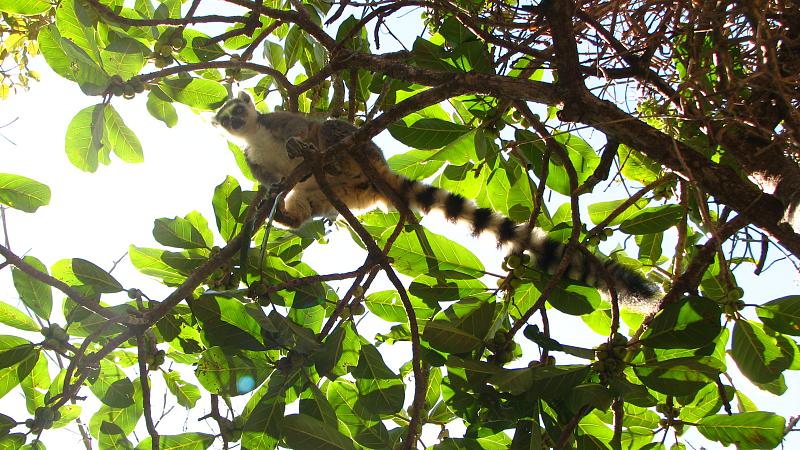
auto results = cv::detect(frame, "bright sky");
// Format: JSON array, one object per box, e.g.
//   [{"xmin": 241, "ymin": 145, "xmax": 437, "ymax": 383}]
[{"xmin": 1, "ymin": 18, "xmax": 799, "ymax": 450}]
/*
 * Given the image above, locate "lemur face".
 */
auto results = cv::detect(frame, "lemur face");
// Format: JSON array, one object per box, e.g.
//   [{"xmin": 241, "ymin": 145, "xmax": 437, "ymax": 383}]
[{"xmin": 212, "ymin": 91, "xmax": 257, "ymax": 137}]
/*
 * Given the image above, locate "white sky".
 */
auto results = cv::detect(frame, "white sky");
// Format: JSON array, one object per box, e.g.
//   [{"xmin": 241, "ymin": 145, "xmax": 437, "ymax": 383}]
[{"xmin": 1, "ymin": 12, "xmax": 799, "ymax": 449}]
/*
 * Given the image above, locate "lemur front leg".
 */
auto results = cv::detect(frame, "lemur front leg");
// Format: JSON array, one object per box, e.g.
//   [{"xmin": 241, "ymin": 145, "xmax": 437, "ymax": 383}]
[{"xmin": 285, "ymin": 136, "xmax": 343, "ymax": 175}]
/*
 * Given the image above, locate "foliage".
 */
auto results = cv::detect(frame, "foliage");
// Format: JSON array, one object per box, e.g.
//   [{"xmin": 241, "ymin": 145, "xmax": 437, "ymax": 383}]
[{"xmin": 1, "ymin": 0, "xmax": 799, "ymax": 449}]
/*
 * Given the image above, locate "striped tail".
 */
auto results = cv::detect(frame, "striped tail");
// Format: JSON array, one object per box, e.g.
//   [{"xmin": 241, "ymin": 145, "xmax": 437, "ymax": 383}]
[{"xmin": 395, "ymin": 177, "xmax": 659, "ymax": 301}]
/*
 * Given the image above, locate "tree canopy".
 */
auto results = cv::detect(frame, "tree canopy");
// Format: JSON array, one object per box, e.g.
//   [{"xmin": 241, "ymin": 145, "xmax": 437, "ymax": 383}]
[{"xmin": 1, "ymin": 0, "xmax": 799, "ymax": 449}]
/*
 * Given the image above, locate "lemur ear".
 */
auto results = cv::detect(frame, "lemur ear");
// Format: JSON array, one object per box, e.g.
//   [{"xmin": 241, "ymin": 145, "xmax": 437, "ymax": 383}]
[{"xmin": 237, "ymin": 91, "xmax": 252, "ymax": 103}]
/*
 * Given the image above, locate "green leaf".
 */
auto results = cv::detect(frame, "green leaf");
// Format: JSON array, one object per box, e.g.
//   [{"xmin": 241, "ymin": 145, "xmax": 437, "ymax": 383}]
[
  {"xmin": 0, "ymin": 336, "xmax": 37, "ymax": 400},
  {"xmin": 102, "ymin": 104, "xmax": 143, "ymax": 163},
  {"xmin": 352, "ymin": 345, "xmax": 404, "ymax": 416},
  {"xmin": 587, "ymin": 198, "xmax": 649, "ymax": 226},
  {"xmin": 11, "ymin": 256, "xmax": 53, "ymax": 320},
  {"xmin": 0, "ymin": 344, "xmax": 36, "ymax": 370},
  {"xmin": 283, "ymin": 25, "xmax": 304, "ymax": 71},
  {"xmin": 388, "ymin": 118, "xmax": 472, "ymax": 150},
  {"xmin": 639, "ymin": 296, "xmax": 722, "ymax": 349},
  {"xmin": 423, "ymin": 297, "xmax": 496, "ymax": 354},
  {"xmin": 99, "ymin": 33, "xmax": 148, "ymax": 80},
  {"xmin": 153, "ymin": 216, "xmax": 211, "ymax": 249},
  {"xmin": 88, "ymin": 380, "xmax": 143, "ymax": 439},
  {"xmin": 128, "ymin": 246, "xmax": 206, "ymax": 285},
  {"xmin": 360, "ymin": 212, "xmax": 484, "ymax": 278},
  {"xmin": 242, "ymin": 372, "xmax": 288, "ymax": 449},
  {"xmin": 619, "ymin": 205, "xmax": 683, "ymax": 235},
  {"xmin": 619, "ymin": 144, "xmax": 662, "ymax": 184},
  {"xmin": 0, "ymin": 0, "xmax": 50, "ymax": 15},
  {"xmin": 65, "ymin": 104, "xmax": 104, "ymax": 172},
  {"xmin": 757, "ymin": 295, "xmax": 800, "ymax": 336},
  {"xmin": 195, "ymin": 347, "xmax": 268, "ymax": 396},
  {"xmin": 177, "ymin": 28, "xmax": 225, "ymax": 63},
  {"xmin": 637, "ymin": 232, "xmax": 663, "ymax": 264},
  {"xmin": 56, "ymin": 0, "xmax": 100, "ymax": 64},
  {"xmin": 732, "ymin": 320, "xmax": 793, "ymax": 384},
  {"xmin": 38, "ymin": 25, "xmax": 75, "ymax": 81},
  {"xmin": 0, "ymin": 174, "xmax": 51, "ymax": 213},
  {"xmin": 192, "ymin": 297, "xmax": 265, "ymax": 352},
  {"xmin": 52, "ymin": 258, "xmax": 124, "ymax": 295},
  {"xmin": 146, "ymin": 91, "xmax": 179, "ymax": 127},
  {"xmin": 635, "ymin": 356, "xmax": 723, "ymax": 397},
  {"xmin": 263, "ymin": 41, "xmax": 287, "ymax": 73},
  {"xmin": 89, "ymin": 359, "xmax": 134, "ymax": 408},
  {"xmin": 212, "ymin": 176, "xmax": 243, "ymax": 241},
  {"xmin": 60, "ymin": 37, "xmax": 110, "ymax": 95},
  {"xmin": 136, "ymin": 433, "xmax": 215, "ymax": 450},
  {"xmin": 697, "ymin": 412, "xmax": 784, "ymax": 450},
  {"xmin": 0, "ymin": 301, "xmax": 39, "ymax": 332},
  {"xmin": 158, "ymin": 78, "xmax": 227, "ymax": 110},
  {"xmin": 314, "ymin": 322, "xmax": 360, "ymax": 379},
  {"xmin": 365, "ymin": 290, "xmax": 435, "ymax": 324},
  {"xmin": 281, "ymin": 414, "xmax": 357, "ymax": 450},
  {"xmin": 388, "ymin": 149, "xmax": 446, "ymax": 180},
  {"xmin": 162, "ymin": 371, "xmax": 201, "ymax": 408}
]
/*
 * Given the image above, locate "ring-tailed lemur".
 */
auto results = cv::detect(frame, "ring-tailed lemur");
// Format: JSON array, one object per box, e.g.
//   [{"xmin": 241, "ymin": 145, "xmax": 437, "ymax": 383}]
[{"xmin": 212, "ymin": 92, "xmax": 659, "ymax": 301}]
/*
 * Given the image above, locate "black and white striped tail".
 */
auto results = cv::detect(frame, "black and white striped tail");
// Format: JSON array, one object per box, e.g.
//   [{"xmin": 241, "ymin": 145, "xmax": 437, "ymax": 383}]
[{"xmin": 396, "ymin": 178, "xmax": 659, "ymax": 301}]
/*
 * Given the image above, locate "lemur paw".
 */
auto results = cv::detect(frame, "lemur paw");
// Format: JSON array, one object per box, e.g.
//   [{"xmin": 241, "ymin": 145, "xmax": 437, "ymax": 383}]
[
  {"xmin": 324, "ymin": 161, "xmax": 343, "ymax": 176},
  {"xmin": 286, "ymin": 137, "xmax": 314, "ymax": 159},
  {"xmin": 268, "ymin": 179, "xmax": 287, "ymax": 196}
]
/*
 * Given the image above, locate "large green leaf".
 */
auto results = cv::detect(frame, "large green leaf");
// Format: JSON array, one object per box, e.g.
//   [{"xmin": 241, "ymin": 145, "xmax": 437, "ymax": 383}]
[
  {"xmin": 639, "ymin": 296, "xmax": 722, "ymax": 349},
  {"xmin": 191, "ymin": 297, "xmax": 265, "ymax": 352},
  {"xmin": 352, "ymin": 345, "xmax": 404, "ymax": 416},
  {"xmin": 619, "ymin": 205, "xmax": 683, "ymax": 235},
  {"xmin": 11, "ymin": 256, "xmax": 53, "ymax": 320},
  {"xmin": 587, "ymin": 198, "xmax": 649, "ymax": 226},
  {"xmin": 0, "ymin": 301, "xmax": 39, "ymax": 332},
  {"xmin": 634, "ymin": 356, "xmax": 723, "ymax": 397},
  {"xmin": 326, "ymin": 379, "xmax": 394, "ymax": 447},
  {"xmin": 423, "ymin": 297, "xmax": 496, "ymax": 354},
  {"xmin": 65, "ymin": 104, "xmax": 142, "ymax": 171},
  {"xmin": 88, "ymin": 380, "xmax": 143, "ymax": 439},
  {"xmin": 135, "ymin": 433, "xmax": 215, "ymax": 450},
  {"xmin": 364, "ymin": 290, "xmax": 435, "ymax": 324},
  {"xmin": 212, "ymin": 176, "xmax": 243, "ymax": 242},
  {"xmin": 314, "ymin": 322, "xmax": 360, "ymax": 379},
  {"xmin": 0, "ymin": 0, "xmax": 50, "ymax": 15},
  {"xmin": 102, "ymin": 104, "xmax": 143, "ymax": 163},
  {"xmin": 281, "ymin": 414, "xmax": 357, "ymax": 450},
  {"xmin": 388, "ymin": 118, "xmax": 472, "ymax": 150},
  {"xmin": 128, "ymin": 245, "xmax": 206, "ymax": 285},
  {"xmin": 241, "ymin": 371, "xmax": 288, "ymax": 449},
  {"xmin": 0, "ymin": 174, "xmax": 50, "ymax": 213},
  {"xmin": 158, "ymin": 77, "xmax": 227, "ymax": 110},
  {"xmin": 146, "ymin": 90, "xmax": 179, "ymax": 128},
  {"xmin": 51, "ymin": 258, "xmax": 124, "ymax": 295},
  {"xmin": 89, "ymin": 360, "xmax": 134, "ymax": 408},
  {"xmin": 100, "ymin": 33, "xmax": 148, "ymax": 79},
  {"xmin": 153, "ymin": 216, "xmax": 211, "ymax": 249},
  {"xmin": 38, "ymin": 25, "xmax": 76, "ymax": 81},
  {"xmin": 195, "ymin": 347, "xmax": 268, "ymax": 396},
  {"xmin": 731, "ymin": 320, "xmax": 793, "ymax": 384},
  {"xmin": 56, "ymin": 0, "xmax": 100, "ymax": 63},
  {"xmin": 360, "ymin": 211, "xmax": 484, "ymax": 278},
  {"xmin": 757, "ymin": 295, "xmax": 800, "ymax": 336},
  {"xmin": 697, "ymin": 412, "xmax": 785, "ymax": 450},
  {"xmin": 162, "ymin": 371, "xmax": 201, "ymax": 408},
  {"xmin": 0, "ymin": 336, "xmax": 38, "ymax": 401}
]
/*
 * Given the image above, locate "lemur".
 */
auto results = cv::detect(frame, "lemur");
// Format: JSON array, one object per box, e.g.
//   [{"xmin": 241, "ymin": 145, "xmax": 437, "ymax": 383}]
[{"xmin": 212, "ymin": 91, "xmax": 659, "ymax": 301}]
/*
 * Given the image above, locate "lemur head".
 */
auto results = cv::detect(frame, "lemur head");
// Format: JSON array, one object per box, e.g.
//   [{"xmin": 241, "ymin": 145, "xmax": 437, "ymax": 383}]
[{"xmin": 212, "ymin": 91, "xmax": 258, "ymax": 138}]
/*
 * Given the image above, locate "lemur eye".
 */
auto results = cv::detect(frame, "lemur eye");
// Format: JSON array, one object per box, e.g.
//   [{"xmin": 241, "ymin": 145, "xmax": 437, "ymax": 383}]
[{"xmin": 232, "ymin": 105, "xmax": 244, "ymax": 115}]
